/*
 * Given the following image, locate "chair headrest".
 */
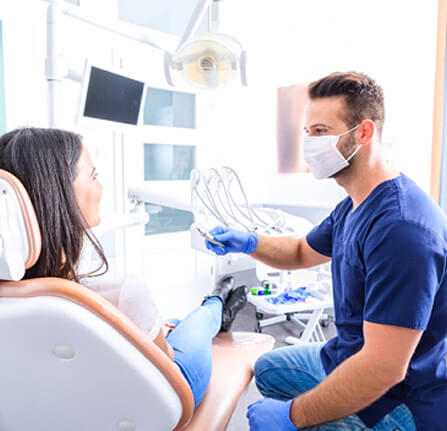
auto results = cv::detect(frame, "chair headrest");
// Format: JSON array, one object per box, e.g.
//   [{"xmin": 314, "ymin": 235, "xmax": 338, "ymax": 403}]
[{"xmin": 0, "ymin": 169, "xmax": 41, "ymax": 280}]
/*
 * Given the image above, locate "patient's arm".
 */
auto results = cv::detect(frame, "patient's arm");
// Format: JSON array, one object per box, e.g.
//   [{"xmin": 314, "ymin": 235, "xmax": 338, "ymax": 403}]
[
  {"xmin": 82, "ymin": 275, "xmax": 173, "ymax": 359},
  {"xmin": 154, "ymin": 328, "xmax": 175, "ymax": 361}
]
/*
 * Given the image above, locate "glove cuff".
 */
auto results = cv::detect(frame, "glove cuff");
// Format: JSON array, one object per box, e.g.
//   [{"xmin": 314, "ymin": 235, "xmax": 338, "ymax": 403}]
[
  {"xmin": 245, "ymin": 232, "xmax": 259, "ymax": 255},
  {"xmin": 282, "ymin": 399, "xmax": 298, "ymax": 430}
]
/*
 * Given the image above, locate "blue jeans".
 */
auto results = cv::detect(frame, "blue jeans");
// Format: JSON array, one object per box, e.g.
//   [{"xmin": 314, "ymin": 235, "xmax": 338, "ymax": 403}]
[
  {"xmin": 166, "ymin": 298, "xmax": 222, "ymax": 409},
  {"xmin": 254, "ymin": 343, "xmax": 417, "ymax": 430}
]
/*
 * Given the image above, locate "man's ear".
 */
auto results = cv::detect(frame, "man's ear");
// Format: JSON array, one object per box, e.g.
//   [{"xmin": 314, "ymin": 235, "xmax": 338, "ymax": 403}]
[{"xmin": 358, "ymin": 120, "xmax": 375, "ymax": 145}]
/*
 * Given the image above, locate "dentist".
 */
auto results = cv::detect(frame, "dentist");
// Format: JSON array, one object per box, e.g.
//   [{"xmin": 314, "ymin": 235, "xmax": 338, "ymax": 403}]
[{"xmin": 206, "ymin": 72, "xmax": 447, "ymax": 430}]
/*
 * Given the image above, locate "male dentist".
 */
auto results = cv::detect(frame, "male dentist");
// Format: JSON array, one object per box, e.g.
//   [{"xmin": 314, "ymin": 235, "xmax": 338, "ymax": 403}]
[{"xmin": 206, "ymin": 72, "xmax": 447, "ymax": 430}]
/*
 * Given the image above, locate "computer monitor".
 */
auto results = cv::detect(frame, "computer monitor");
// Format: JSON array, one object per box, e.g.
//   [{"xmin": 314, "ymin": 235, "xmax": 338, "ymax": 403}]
[{"xmin": 78, "ymin": 63, "xmax": 145, "ymax": 126}]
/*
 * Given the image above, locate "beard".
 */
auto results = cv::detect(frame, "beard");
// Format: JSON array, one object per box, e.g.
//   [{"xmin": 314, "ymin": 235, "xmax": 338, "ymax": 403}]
[{"xmin": 330, "ymin": 134, "xmax": 358, "ymax": 179}]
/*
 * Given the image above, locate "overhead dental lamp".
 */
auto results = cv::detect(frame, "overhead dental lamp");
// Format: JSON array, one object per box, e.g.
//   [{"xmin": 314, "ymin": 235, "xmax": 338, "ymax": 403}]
[
  {"xmin": 163, "ymin": 0, "xmax": 247, "ymax": 89},
  {"xmin": 165, "ymin": 33, "xmax": 247, "ymax": 90}
]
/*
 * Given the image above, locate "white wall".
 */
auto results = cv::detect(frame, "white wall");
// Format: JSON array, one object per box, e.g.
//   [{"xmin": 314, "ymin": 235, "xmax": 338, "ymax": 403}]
[
  {"xmin": 200, "ymin": 0, "xmax": 438, "ymax": 197},
  {"xmin": 0, "ymin": 1, "xmax": 47, "ymax": 128}
]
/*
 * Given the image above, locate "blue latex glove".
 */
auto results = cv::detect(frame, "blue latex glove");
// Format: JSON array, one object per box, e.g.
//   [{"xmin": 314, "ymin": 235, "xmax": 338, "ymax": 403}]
[
  {"xmin": 246, "ymin": 399, "xmax": 298, "ymax": 431},
  {"xmin": 205, "ymin": 226, "xmax": 258, "ymax": 255}
]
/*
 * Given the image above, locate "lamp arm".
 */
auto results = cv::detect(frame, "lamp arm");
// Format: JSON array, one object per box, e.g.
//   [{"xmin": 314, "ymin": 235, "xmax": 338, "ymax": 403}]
[
  {"xmin": 176, "ymin": 0, "xmax": 214, "ymax": 52},
  {"xmin": 208, "ymin": 0, "xmax": 221, "ymax": 33},
  {"xmin": 128, "ymin": 183, "xmax": 192, "ymax": 213}
]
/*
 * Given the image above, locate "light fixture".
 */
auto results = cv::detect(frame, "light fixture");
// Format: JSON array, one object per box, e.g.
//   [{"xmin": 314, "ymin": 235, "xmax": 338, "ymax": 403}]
[
  {"xmin": 166, "ymin": 33, "xmax": 247, "ymax": 90},
  {"xmin": 163, "ymin": 0, "xmax": 247, "ymax": 90}
]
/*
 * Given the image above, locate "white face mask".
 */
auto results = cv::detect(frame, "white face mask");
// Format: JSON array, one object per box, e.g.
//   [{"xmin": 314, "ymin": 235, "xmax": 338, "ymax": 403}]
[{"xmin": 303, "ymin": 124, "xmax": 361, "ymax": 179}]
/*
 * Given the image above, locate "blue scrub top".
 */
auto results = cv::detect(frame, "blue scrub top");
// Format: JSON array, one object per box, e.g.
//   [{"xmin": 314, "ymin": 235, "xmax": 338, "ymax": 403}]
[{"xmin": 307, "ymin": 174, "xmax": 447, "ymax": 431}]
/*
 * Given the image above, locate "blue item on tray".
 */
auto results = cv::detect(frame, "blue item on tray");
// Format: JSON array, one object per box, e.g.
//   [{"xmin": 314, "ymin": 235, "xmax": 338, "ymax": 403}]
[{"xmin": 265, "ymin": 287, "xmax": 313, "ymax": 305}]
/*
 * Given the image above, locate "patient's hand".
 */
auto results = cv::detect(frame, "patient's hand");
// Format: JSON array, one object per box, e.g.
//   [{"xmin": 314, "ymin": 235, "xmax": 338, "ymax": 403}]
[
  {"xmin": 162, "ymin": 321, "xmax": 176, "ymax": 337},
  {"xmin": 154, "ymin": 328, "xmax": 175, "ymax": 361}
]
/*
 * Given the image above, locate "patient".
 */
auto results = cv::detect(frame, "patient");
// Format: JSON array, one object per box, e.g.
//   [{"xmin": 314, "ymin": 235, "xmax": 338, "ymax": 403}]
[{"xmin": 0, "ymin": 127, "xmax": 248, "ymax": 409}]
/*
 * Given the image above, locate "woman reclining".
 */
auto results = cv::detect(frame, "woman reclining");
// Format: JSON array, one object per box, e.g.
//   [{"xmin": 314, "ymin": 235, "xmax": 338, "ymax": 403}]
[{"xmin": 0, "ymin": 127, "xmax": 248, "ymax": 409}]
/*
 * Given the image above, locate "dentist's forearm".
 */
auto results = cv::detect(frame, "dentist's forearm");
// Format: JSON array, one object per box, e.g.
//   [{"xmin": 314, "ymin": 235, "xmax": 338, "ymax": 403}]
[
  {"xmin": 289, "ymin": 350, "xmax": 403, "ymax": 428},
  {"xmin": 251, "ymin": 235, "xmax": 330, "ymax": 270},
  {"xmin": 251, "ymin": 235, "xmax": 304, "ymax": 270}
]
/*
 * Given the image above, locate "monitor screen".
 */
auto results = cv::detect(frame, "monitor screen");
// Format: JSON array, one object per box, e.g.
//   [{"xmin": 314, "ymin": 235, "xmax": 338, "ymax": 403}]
[{"xmin": 83, "ymin": 66, "xmax": 145, "ymax": 125}]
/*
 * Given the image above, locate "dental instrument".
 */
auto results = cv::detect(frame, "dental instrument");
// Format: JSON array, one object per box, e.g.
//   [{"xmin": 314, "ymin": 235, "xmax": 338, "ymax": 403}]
[{"xmin": 195, "ymin": 225, "xmax": 225, "ymax": 247}]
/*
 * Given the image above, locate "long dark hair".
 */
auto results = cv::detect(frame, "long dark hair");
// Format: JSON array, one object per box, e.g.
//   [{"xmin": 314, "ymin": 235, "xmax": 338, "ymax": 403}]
[{"xmin": 0, "ymin": 127, "xmax": 108, "ymax": 282}]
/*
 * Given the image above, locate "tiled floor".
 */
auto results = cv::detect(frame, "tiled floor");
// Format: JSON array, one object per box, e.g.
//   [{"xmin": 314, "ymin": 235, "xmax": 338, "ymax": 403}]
[{"xmin": 232, "ymin": 303, "xmax": 336, "ymax": 348}]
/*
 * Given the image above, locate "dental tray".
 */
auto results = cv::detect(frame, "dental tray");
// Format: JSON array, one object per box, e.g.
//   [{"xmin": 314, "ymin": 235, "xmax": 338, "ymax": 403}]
[{"xmin": 248, "ymin": 287, "xmax": 332, "ymax": 315}]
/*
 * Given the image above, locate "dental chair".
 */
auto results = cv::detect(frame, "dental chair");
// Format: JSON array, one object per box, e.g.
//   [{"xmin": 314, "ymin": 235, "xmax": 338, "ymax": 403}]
[{"xmin": 0, "ymin": 169, "xmax": 274, "ymax": 431}]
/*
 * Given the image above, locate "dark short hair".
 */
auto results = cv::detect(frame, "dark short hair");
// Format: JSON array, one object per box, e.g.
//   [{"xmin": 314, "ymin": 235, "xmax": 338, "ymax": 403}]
[
  {"xmin": 0, "ymin": 127, "xmax": 108, "ymax": 282},
  {"xmin": 308, "ymin": 71, "xmax": 385, "ymax": 136}
]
